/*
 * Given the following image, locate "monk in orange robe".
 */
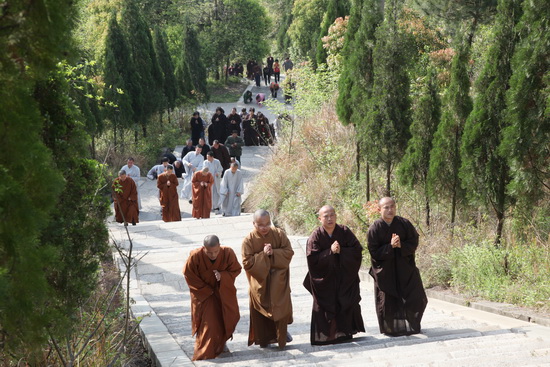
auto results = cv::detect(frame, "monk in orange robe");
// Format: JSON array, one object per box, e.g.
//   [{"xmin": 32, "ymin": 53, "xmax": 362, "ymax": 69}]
[
  {"xmin": 242, "ymin": 209, "xmax": 294, "ymax": 349},
  {"xmin": 157, "ymin": 165, "xmax": 181, "ymax": 222},
  {"xmin": 112, "ymin": 169, "xmax": 139, "ymax": 225},
  {"xmin": 183, "ymin": 235, "xmax": 242, "ymax": 360},
  {"xmin": 192, "ymin": 167, "xmax": 214, "ymax": 219}
]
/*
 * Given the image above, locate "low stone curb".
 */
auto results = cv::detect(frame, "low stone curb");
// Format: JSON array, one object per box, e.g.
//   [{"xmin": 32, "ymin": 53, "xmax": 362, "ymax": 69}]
[{"xmin": 359, "ymin": 269, "xmax": 550, "ymax": 328}]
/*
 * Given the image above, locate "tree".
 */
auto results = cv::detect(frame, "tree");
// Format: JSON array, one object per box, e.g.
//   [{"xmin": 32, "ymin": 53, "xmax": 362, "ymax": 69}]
[
  {"xmin": 153, "ymin": 26, "xmax": 178, "ymax": 118},
  {"xmin": 315, "ymin": 0, "xmax": 349, "ymax": 67},
  {"xmin": 103, "ymin": 14, "xmax": 135, "ymax": 148},
  {"xmin": 121, "ymin": 0, "xmax": 163, "ymax": 137},
  {"xmin": 460, "ymin": 0, "xmax": 522, "ymax": 244},
  {"xmin": 399, "ymin": 65, "xmax": 441, "ymax": 227},
  {"xmin": 275, "ymin": 0, "xmax": 295, "ymax": 54},
  {"xmin": 288, "ymin": 0, "xmax": 328, "ymax": 60},
  {"xmin": 363, "ymin": 0, "xmax": 412, "ymax": 196},
  {"xmin": 500, "ymin": 0, "xmax": 549, "ymax": 207},
  {"xmin": 428, "ymin": 35, "xmax": 472, "ymax": 224},
  {"xmin": 176, "ymin": 22, "xmax": 208, "ymax": 101}
]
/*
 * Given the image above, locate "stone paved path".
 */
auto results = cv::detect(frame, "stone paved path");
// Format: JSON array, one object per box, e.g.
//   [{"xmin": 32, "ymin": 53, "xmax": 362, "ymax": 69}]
[{"xmin": 109, "ymin": 149, "xmax": 550, "ymax": 366}]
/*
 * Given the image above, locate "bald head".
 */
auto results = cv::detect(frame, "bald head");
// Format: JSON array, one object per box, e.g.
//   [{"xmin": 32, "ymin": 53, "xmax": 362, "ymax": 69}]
[
  {"xmin": 378, "ymin": 197, "xmax": 396, "ymax": 223},
  {"xmin": 203, "ymin": 235, "xmax": 220, "ymax": 248},
  {"xmin": 253, "ymin": 209, "xmax": 271, "ymax": 236},
  {"xmin": 318, "ymin": 205, "xmax": 336, "ymax": 232},
  {"xmin": 253, "ymin": 209, "xmax": 270, "ymax": 222}
]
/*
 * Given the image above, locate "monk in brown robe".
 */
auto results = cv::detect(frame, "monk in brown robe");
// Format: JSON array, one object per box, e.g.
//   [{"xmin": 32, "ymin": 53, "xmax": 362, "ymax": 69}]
[
  {"xmin": 112, "ymin": 169, "xmax": 139, "ymax": 225},
  {"xmin": 157, "ymin": 165, "xmax": 181, "ymax": 222},
  {"xmin": 192, "ymin": 167, "xmax": 214, "ymax": 219},
  {"xmin": 303, "ymin": 205, "xmax": 365, "ymax": 345},
  {"xmin": 242, "ymin": 209, "xmax": 294, "ymax": 349},
  {"xmin": 183, "ymin": 235, "xmax": 241, "ymax": 360},
  {"xmin": 367, "ymin": 197, "xmax": 428, "ymax": 336}
]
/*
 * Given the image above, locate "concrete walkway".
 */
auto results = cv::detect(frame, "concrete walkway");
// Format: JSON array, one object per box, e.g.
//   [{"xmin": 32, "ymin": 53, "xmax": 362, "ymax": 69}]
[{"xmin": 109, "ymin": 149, "xmax": 550, "ymax": 366}]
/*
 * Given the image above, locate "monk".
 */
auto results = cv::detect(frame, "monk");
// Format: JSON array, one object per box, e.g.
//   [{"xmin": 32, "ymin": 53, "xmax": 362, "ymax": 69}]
[
  {"xmin": 242, "ymin": 209, "xmax": 294, "ymax": 349},
  {"xmin": 367, "ymin": 197, "xmax": 428, "ymax": 336},
  {"xmin": 157, "ymin": 164, "xmax": 181, "ymax": 222},
  {"xmin": 112, "ymin": 169, "xmax": 139, "ymax": 225},
  {"xmin": 183, "ymin": 235, "xmax": 241, "ymax": 360},
  {"xmin": 303, "ymin": 205, "xmax": 365, "ymax": 345},
  {"xmin": 192, "ymin": 167, "xmax": 214, "ymax": 219}
]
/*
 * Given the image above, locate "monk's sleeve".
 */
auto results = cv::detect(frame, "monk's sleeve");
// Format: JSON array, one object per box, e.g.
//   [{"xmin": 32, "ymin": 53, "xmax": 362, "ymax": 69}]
[
  {"xmin": 306, "ymin": 231, "xmax": 334, "ymax": 276},
  {"xmin": 399, "ymin": 219, "xmax": 419, "ymax": 257},
  {"xmin": 340, "ymin": 228, "xmax": 363, "ymax": 273},
  {"xmin": 221, "ymin": 248, "xmax": 242, "ymax": 281},
  {"xmin": 271, "ymin": 231, "xmax": 294, "ymax": 269},
  {"xmin": 192, "ymin": 172, "xmax": 200, "ymax": 188},
  {"xmin": 183, "ymin": 255, "xmax": 214, "ymax": 302},
  {"xmin": 173, "ymin": 174, "xmax": 179, "ymax": 187},
  {"xmin": 157, "ymin": 176, "xmax": 164, "ymax": 190},
  {"xmin": 367, "ymin": 223, "xmax": 394, "ymax": 261},
  {"xmin": 242, "ymin": 237, "xmax": 270, "ymax": 282}
]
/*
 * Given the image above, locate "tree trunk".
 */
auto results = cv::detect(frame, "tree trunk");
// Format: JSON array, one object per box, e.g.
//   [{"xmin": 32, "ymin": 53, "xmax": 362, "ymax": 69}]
[
  {"xmin": 425, "ymin": 195, "xmax": 430, "ymax": 228},
  {"xmin": 225, "ymin": 57, "xmax": 230, "ymax": 83},
  {"xmin": 90, "ymin": 135, "xmax": 96, "ymax": 160},
  {"xmin": 142, "ymin": 123, "xmax": 147, "ymax": 138},
  {"xmin": 168, "ymin": 108, "xmax": 172, "ymax": 124},
  {"xmin": 355, "ymin": 140, "xmax": 360, "ymax": 181},
  {"xmin": 113, "ymin": 124, "xmax": 117, "ymax": 153},
  {"xmin": 495, "ymin": 212, "xmax": 504, "ymax": 246},
  {"xmin": 366, "ymin": 161, "xmax": 370, "ymax": 202}
]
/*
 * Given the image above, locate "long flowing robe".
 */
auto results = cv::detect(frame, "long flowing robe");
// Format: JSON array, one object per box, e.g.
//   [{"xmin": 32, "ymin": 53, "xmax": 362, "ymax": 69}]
[
  {"xmin": 303, "ymin": 224, "xmax": 365, "ymax": 345},
  {"xmin": 211, "ymin": 145, "xmax": 231, "ymax": 175},
  {"xmin": 112, "ymin": 177, "xmax": 139, "ymax": 224},
  {"xmin": 367, "ymin": 216, "xmax": 428, "ymax": 336},
  {"xmin": 181, "ymin": 151, "xmax": 204, "ymax": 199},
  {"xmin": 157, "ymin": 172, "xmax": 181, "ymax": 222},
  {"xmin": 120, "ymin": 164, "xmax": 141, "ymax": 210},
  {"xmin": 192, "ymin": 172, "xmax": 214, "ymax": 219},
  {"xmin": 203, "ymin": 158, "xmax": 223, "ymax": 208},
  {"xmin": 219, "ymin": 169, "xmax": 243, "ymax": 216},
  {"xmin": 183, "ymin": 247, "xmax": 242, "ymax": 360},
  {"xmin": 242, "ymin": 227, "xmax": 294, "ymax": 348}
]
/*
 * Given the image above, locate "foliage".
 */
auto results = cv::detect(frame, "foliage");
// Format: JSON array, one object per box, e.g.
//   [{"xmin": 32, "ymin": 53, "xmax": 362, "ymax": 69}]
[
  {"xmin": 176, "ymin": 23, "xmax": 208, "ymax": 102},
  {"xmin": 460, "ymin": 0, "xmax": 522, "ymax": 243},
  {"xmin": 288, "ymin": 0, "xmax": 328, "ymax": 60},
  {"xmin": 206, "ymin": 77, "xmax": 249, "ymax": 103},
  {"xmin": 153, "ymin": 26, "xmax": 179, "ymax": 112},
  {"xmin": 500, "ymin": 0, "xmax": 550, "ymax": 206},
  {"xmin": 321, "ymin": 16, "xmax": 349, "ymax": 70},
  {"xmin": 315, "ymin": 0, "xmax": 348, "ymax": 67},
  {"xmin": 398, "ymin": 64, "xmax": 441, "ymax": 227},
  {"xmin": 363, "ymin": 0, "xmax": 413, "ymax": 195},
  {"xmin": 428, "ymin": 35, "xmax": 472, "ymax": 223}
]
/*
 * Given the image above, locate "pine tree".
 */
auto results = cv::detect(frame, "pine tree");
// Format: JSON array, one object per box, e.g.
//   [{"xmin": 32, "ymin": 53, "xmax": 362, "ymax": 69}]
[
  {"xmin": 175, "ymin": 23, "xmax": 207, "ymax": 102},
  {"xmin": 500, "ymin": 0, "xmax": 549, "ymax": 206},
  {"xmin": 428, "ymin": 35, "xmax": 472, "ymax": 224},
  {"xmin": 315, "ymin": 0, "xmax": 346, "ymax": 67},
  {"xmin": 153, "ymin": 26, "xmax": 178, "ymax": 117},
  {"xmin": 399, "ymin": 65, "xmax": 441, "ymax": 227},
  {"xmin": 460, "ymin": 0, "xmax": 522, "ymax": 244},
  {"xmin": 363, "ymin": 0, "xmax": 412, "ymax": 196},
  {"xmin": 276, "ymin": 0, "xmax": 295, "ymax": 54}
]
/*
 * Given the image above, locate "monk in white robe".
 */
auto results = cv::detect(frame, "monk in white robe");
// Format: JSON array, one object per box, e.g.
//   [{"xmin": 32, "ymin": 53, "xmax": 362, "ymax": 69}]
[
  {"xmin": 181, "ymin": 146, "xmax": 204, "ymax": 200},
  {"xmin": 203, "ymin": 152, "xmax": 224, "ymax": 210},
  {"xmin": 219, "ymin": 163, "xmax": 243, "ymax": 217}
]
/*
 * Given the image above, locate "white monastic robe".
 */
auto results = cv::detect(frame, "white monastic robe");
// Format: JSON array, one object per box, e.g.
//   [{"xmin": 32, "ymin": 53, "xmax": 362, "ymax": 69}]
[
  {"xmin": 121, "ymin": 164, "xmax": 142, "ymax": 209},
  {"xmin": 219, "ymin": 168, "xmax": 243, "ymax": 216},
  {"xmin": 147, "ymin": 164, "xmax": 166, "ymax": 179},
  {"xmin": 203, "ymin": 158, "xmax": 224, "ymax": 209},
  {"xmin": 181, "ymin": 151, "xmax": 204, "ymax": 199}
]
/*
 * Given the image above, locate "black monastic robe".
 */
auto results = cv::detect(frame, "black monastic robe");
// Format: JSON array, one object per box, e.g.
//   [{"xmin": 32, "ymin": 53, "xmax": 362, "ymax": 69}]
[
  {"xmin": 303, "ymin": 224, "xmax": 365, "ymax": 345},
  {"xmin": 367, "ymin": 216, "xmax": 428, "ymax": 336}
]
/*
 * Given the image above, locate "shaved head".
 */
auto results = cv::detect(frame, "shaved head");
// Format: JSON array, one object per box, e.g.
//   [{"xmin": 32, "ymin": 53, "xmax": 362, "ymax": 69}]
[
  {"xmin": 203, "ymin": 235, "xmax": 220, "ymax": 248},
  {"xmin": 253, "ymin": 209, "xmax": 270, "ymax": 222}
]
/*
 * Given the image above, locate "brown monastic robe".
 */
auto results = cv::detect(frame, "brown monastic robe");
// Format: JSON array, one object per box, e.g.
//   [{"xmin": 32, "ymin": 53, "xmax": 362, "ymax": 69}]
[
  {"xmin": 112, "ymin": 177, "xmax": 139, "ymax": 224},
  {"xmin": 367, "ymin": 216, "xmax": 428, "ymax": 336},
  {"xmin": 303, "ymin": 224, "xmax": 365, "ymax": 345},
  {"xmin": 157, "ymin": 172, "xmax": 181, "ymax": 222},
  {"xmin": 183, "ymin": 247, "xmax": 242, "ymax": 360},
  {"xmin": 192, "ymin": 171, "xmax": 214, "ymax": 219},
  {"xmin": 242, "ymin": 227, "xmax": 294, "ymax": 348}
]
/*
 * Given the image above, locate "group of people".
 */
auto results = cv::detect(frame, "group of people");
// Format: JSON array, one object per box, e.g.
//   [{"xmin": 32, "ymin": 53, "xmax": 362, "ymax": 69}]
[
  {"xmin": 112, "ymin": 140, "xmax": 246, "ymax": 224},
  {"xmin": 247, "ymin": 56, "xmax": 293, "ymax": 88},
  {"xmin": 183, "ymin": 199, "xmax": 428, "ymax": 360}
]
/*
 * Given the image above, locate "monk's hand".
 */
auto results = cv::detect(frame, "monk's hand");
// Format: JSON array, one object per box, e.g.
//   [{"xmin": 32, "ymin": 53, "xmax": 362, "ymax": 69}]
[
  {"xmin": 391, "ymin": 233, "xmax": 401, "ymax": 248},
  {"xmin": 213, "ymin": 270, "xmax": 221, "ymax": 282},
  {"xmin": 264, "ymin": 243, "xmax": 273, "ymax": 256},
  {"xmin": 236, "ymin": 193, "xmax": 241, "ymax": 197},
  {"xmin": 331, "ymin": 241, "xmax": 340, "ymax": 254},
  {"xmin": 167, "ymin": 180, "xmax": 171, "ymax": 186}
]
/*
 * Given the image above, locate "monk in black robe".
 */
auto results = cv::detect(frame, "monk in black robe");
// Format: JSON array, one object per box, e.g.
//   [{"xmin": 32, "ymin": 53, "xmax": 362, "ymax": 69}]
[
  {"xmin": 303, "ymin": 205, "xmax": 365, "ymax": 345},
  {"xmin": 367, "ymin": 197, "xmax": 427, "ymax": 336}
]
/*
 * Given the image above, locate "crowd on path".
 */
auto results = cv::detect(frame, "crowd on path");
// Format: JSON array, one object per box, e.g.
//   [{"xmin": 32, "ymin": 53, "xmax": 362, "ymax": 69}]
[{"xmin": 182, "ymin": 201, "xmax": 427, "ymax": 360}]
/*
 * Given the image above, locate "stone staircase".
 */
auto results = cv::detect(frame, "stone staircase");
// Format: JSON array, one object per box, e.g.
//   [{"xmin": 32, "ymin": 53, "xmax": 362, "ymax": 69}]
[{"xmin": 109, "ymin": 215, "xmax": 550, "ymax": 367}]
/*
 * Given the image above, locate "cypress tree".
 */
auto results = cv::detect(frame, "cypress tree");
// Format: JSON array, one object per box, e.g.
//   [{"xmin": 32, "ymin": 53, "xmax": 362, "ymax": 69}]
[
  {"xmin": 460, "ymin": 0, "xmax": 522, "ymax": 244},
  {"xmin": 175, "ymin": 23, "xmax": 208, "ymax": 102},
  {"xmin": 399, "ymin": 65, "xmax": 441, "ymax": 227},
  {"xmin": 153, "ymin": 26, "xmax": 178, "ymax": 118},
  {"xmin": 103, "ymin": 14, "xmax": 135, "ymax": 148},
  {"xmin": 276, "ymin": 0, "xmax": 295, "ymax": 54},
  {"xmin": 428, "ymin": 35, "xmax": 472, "ymax": 224},
  {"xmin": 315, "ymin": 0, "xmax": 339, "ymax": 67},
  {"xmin": 500, "ymin": 0, "xmax": 549, "ymax": 206},
  {"xmin": 363, "ymin": 0, "xmax": 412, "ymax": 196}
]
